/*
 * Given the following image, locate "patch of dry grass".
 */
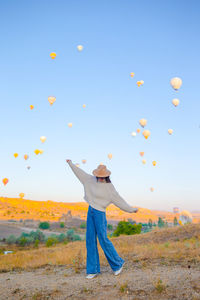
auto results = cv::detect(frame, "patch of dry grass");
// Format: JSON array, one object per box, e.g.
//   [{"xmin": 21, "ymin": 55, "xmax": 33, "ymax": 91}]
[{"xmin": 0, "ymin": 224, "xmax": 199, "ymax": 272}]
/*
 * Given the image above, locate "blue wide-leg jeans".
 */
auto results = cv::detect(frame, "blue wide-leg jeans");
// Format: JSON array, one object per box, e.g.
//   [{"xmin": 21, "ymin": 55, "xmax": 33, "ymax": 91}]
[{"xmin": 86, "ymin": 205, "xmax": 124, "ymax": 274}]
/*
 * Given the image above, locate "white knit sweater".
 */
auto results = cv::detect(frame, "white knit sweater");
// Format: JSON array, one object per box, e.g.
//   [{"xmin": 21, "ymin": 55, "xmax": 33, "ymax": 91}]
[{"xmin": 68, "ymin": 161, "xmax": 136, "ymax": 213}]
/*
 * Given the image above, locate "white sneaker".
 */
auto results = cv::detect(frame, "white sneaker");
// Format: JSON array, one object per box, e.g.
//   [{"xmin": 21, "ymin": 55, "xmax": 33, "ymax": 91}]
[
  {"xmin": 114, "ymin": 265, "xmax": 124, "ymax": 276},
  {"xmin": 86, "ymin": 273, "xmax": 97, "ymax": 279}
]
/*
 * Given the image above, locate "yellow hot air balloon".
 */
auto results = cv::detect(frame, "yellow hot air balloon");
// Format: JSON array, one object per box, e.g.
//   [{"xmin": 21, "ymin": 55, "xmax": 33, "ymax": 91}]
[
  {"xmin": 152, "ymin": 161, "xmax": 157, "ymax": 166},
  {"xmin": 136, "ymin": 128, "xmax": 141, "ymax": 133},
  {"xmin": 68, "ymin": 123, "xmax": 73, "ymax": 128},
  {"xmin": 130, "ymin": 72, "xmax": 135, "ymax": 78},
  {"xmin": 139, "ymin": 119, "xmax": 147, "ymax": 128},
  {"xmin": 40, "ymin": 136, "xmax": 47, "ymax": 143},
  {"xmin": 48, "ymin": 96, "xmax": 56, "ymax": 106},
  {"xmin": 34, "ymin": 149, "xmax": 40, "ymax": 155},
  {"xmin": 142, "ymin": 159, "xmax": 146, "ymax": 164},
  {"xmin": 131, "ymin": 131, "xmax": 136, "ymax": 137},
  {"xmin": 19, "ymin": 193, "xmax": 25, "ymax": 199},
  {"xmin": 30, "ymin": 105, "xmax": 34, "ymax": 110},
  {"xmin": 140, "ymin": 152, "xmax": 144, "ymax": 157},
  {"xmin": 168, "ymin": 129, "xmax": 173, "ymax": 135},
  {"xmin": 50, "ymin": 52, "xmax": 56, "ymax": 59},
  {"xmin": 142, "ymin": 130, "xmax": 151, "ymax": 139},
  {"xmin": 172, "ymin": 98, "xmax": 180, "ymax": 107},
  {"xmin": 14, "ymin": 153, "xmax": 18, "ymax": 158},
  {"xmin": 136, "ymin": 81, "xmax": 142, "ymax": 87},
  {"xmin": 82, "ymin": 159, "xmax": 87, "ymax": 164},
  {"xmin": 39, "ymin": 149, "xmax": 44, "ymax": 154},
  {"xmin": 170, "ymin": 77, "xmax": 182, "ymax": 90},
  {"xmin": 83, "ymin": 104, "xmax": 86, "ymax": 108},
  {"xmin": 77, "ymin": 45, "xmax": 83, "ymax": 52},
  {"xmin": 75, "ymin": 163, "xmax": 80, "ymax": 168},
  {"xmin": 24, "ymin": 154, "xmax": 29, "ymax": 160},
  {"xmin": 2, "ymin": 178, "xmax": 9, "ymax": 186},
  {"xmin": 108, "ymin": 153, "xmax": 113, "ymax": 160}
]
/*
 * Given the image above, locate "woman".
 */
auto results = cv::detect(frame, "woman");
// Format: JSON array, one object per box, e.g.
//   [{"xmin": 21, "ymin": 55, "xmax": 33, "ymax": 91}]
[{"xmin": 66, "ymin": 160, "xmax": 138, "ymax": 279}]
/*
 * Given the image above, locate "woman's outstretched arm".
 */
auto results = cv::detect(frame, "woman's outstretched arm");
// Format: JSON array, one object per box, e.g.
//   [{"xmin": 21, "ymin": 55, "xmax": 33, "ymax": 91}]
[
  {"xmin": 109, "ymin": 184, "xmax": 138, "ymax": 213},
  {"xmin": 66, "ymin": 160, "xmax": 92, "ymax": 184}
]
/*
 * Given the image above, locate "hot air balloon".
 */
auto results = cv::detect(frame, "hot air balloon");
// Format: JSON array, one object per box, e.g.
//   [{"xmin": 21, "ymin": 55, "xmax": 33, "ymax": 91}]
[
  {"xmin": 150, "ymin": 187, "xmax": 154, "ymax": 192},
  {"xmin": 172, "ymin": 98, "xmax": 180, "ymax": 107},
  {"xmin": 136, "ymin": 81, "xmax": 142, "ymax": 87},
  {"xmin": 83, "ymin": 104, "xmax": 86, "ymax": 108},
  {"xmin": 75, "ymin": 163, "xmax": 80, "ymax": 168},
  {"xmin": 39, "ymin": 150, "xmax": 44, "ymax": 154},
  {"xmin": 34, "ymin": 149, "xmax": 40, "ymax": 155},
  {"xmin": 152, "ymin": 161, "xmax": 157, "ymax": 166},
  {"xmin": 131, "ymin": 132, "xmax": 136, "ymax": 137},
  {"xmin": 142, "ymin": 130, "xmax": 151, "ymax": 139},
  {"xmin": 2, "ymin": 178, "xmax": 9, "ymax": 186},
  {"xmin": 14, "ymin": 153, "xmax": 18, "ymax": 158},
  {"xmin": 27, "ymin": 166, "xmax": 31, "ymax": 170},
  {"xmin": 82, "ymin": 159, "xmax": 87, "ymax": 164},
  {"xmin": 68, "ymin": 123, "xmax": 73, "ymax": 128},
  {"xmin": 136, "ymin": 128, "xmax": 141, "ymax": 133},
  {"xmin": 140, "ymin": 152, "xmax": 144, "ymax": 157},
  {"xmin": 48, "ymin": 96, "xmax": 56, "ymax": 106},
  {"xmin": 50, "ymin": 52, "xmax": 56, "ymax": 59},
  {"xmin": 170, "ymin": 77, "xmax": 182, "ymax": 90},
  {"xmin": 30, "ymin": 105, "xmax": 34, "ymax": 110},
  {"xmin": 142, "ymin": 159, "xmax": 146, "ymax": 164},
  {"xmin": 19, "ymin": 193, "xmax": 25, "ymax": 199},
  {"xmin": 40, "ymin": 136, "xmax": 46, "ymax": 143},
  {"xmin": 168, "ymin": 129, "xmax": 173, "ymax": 135},
  {"xmin": 24, "ymin": 154, "xmax": 29, "ymax": 160},
  {"xmin": 77, "ymin": 45, "xmax": 83, "ymax": 52},
  {"xmin": 140, "ymin": 80, "xmax": 144, "ymax": 84},
  {"xmin": 108, "ymin": 153, "xmax": 113, "ymax": 160},
  {"xmin": 130, "ymin": 72, "xmax": 135, "ymax": 78},
  {"xmin": 139, "ymin": 119, "xmax": 147, "ymax": 128}
]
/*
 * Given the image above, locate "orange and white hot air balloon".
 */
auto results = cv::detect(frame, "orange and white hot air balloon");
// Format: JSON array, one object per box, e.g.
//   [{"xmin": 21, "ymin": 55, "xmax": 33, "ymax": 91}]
[
  {"xmin": 142, "ymin": 159, "xmax": 146, "ymax": 164},
  {"xmin": 50, "ymin": 52, "xmax": 56, "ymax": 59},
  {"xmin": 39, "ymin": 149, "xmax": 44, "ymax": 154},
  {"xmin": 131, "ymin": 131, "xmax": 136, "ymax": 137},
  {"xmin": 2, "ymin": 178, "xmax": 9, "ymax": 186},
  {"xmin": 14, "ymin": 153, "xmax": 18, "ymax": 158},
  {"xmin": 68, "ymin": 123, "xmax": 73, "ymax": 128},
  {"xmin": 139, "ymin": 119, "xmax": 147, "ymax": 128},
  {"xmin": 40, "ymin": 136, "xmax": 46, "ymax": 143},
  {"xmin": 34, "ymin": 149, "xmax": 40, "ymax": 155},
  {"xmin": 140, "ymin": 152, "xmax": 144, "ymax": 157},
  {"xmin": 168, "ymin": 129, "xmax": 173, "ymax": 135},
  {"xmin": 170, "ymin": 77, "xmax": 182, "ymax": 90},
  {"xmin": 48, "ymin": 96, "xmax": 56, "ymax": 106},
  {"xmin": 172, "ymin": 98, "xmax": 180, "ymax": 107},
  {"xmin": 82, "ymin": 159, "xmax": 87, "ymax": 164},
  {"xmin": 30, "ymin": 105, "xmax": 34, "ymax": 110},
  {"xmin": 24, "ymin": 154, "xmax": 29, "ymax": 160},
  {"xmin": 142, "ymin": 130, "xmax": 151, "ymax": 139},
  {"xmin": 150, "ymin": 187, "xmax": 154, "ymax": 192},
  {"xmin": 77, "ymin": 45, "xmax": 83, "ymax": 52},
  {"xmin": 108, "ymin": 153, "xmax": 113, "ymax": 160},
  {"xmin": 83, "ymin": 104, "xmax": 86, "ymax": 108},
  {"xmin": 136, "ymin": 128, "xmax": 141, "ymax": 133},
  {"xmin": 152, "ymin": 161, "xmax": 157, "ymax": 166},
  {"xmin": 130, "ymin": 72, "xmax": 135, "ymax": 78},
  {"xmin": 19, "ymin": 193, "xmax": 25, "ymax": 199}
]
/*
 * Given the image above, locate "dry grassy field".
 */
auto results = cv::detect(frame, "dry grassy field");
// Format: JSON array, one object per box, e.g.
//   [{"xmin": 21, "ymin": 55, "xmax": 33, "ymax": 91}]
[{"xmin": 0, "ymin": 224, "xmax": 200, "ymax": 299}]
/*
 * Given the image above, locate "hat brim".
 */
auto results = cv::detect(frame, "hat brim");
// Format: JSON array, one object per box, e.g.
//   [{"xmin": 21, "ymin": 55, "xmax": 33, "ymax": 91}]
[{"xmin": 93, "ymin": 170, "xmax": 111, "ymax": 177}]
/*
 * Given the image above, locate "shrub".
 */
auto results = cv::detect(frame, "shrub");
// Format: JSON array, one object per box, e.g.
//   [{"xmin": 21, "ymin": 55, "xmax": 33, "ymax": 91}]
[
  {"xmin": 34, "ymin": 239, "xmax": 39, "ymax": 248},
  {"xmin": 60, "ymin": 222, "xmax": 65, "ymax": 228},
  {"xmin": 46, "ymin": 237, "xmax": 58, "ymax": 247},
  {"xmin": 29, "ymin": 230, "xmax": 45, "ymax": 242},
  {"xmin": 6, "ymin": 235, "xmax": 17, "ymax": 244},
  {"xmin": 72, "ymin": 234, "xmax": 81, "ymax": 241},
  {"xmin": 66, "ymin": 229, "xmax": 75, "ymax": 241},
  {"xmin": 113, "ymin": 221, "xmax": 142, "ymax": 237},
  {"xmin": 107, "ymin": 224, "xmax": 113, "ymax": 230},
  {"xmin": 39, "ymin": 222, "xmax": 50, "ymax": 230},
  {"xmin": 80, "ymin": 222, "xmax": 86, "ymax": 229}
]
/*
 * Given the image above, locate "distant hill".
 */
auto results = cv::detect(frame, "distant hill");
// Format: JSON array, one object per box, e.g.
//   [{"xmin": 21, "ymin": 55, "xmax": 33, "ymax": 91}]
[{"xmin": 0, "ymin": 197, "xmax": 200, "ymax": 224}]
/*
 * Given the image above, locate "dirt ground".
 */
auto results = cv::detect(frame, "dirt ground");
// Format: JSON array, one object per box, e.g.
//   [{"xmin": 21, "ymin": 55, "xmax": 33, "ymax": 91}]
[{"xmin": 0, "ymin": 261, "xmax": 200, "ymax": 300}]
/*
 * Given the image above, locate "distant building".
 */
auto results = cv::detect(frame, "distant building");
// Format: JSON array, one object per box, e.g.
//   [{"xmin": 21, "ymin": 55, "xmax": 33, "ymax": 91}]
[
  {"xmin": 179, "ymin": 210, "xmax": 193, "ymax": 225},
  {"xmin": 173, "ymin": 207, "xmax": 179, "ymax": 214},
  {"xmin": 59, "ymin": 210, "xmax": 72, "ymax": 223}
]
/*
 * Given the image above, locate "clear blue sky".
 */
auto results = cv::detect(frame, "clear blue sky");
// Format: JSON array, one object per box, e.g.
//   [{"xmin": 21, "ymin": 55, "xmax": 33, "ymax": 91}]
[{"xmin": 0, "ymin": 0, "xmax": 200, "ymax": 211}]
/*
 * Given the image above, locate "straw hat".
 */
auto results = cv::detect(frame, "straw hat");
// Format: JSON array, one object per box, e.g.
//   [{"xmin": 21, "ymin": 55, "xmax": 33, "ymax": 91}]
[{"xmin": 93, "ymin": 164, "xmax": 111, "ymax": 177}]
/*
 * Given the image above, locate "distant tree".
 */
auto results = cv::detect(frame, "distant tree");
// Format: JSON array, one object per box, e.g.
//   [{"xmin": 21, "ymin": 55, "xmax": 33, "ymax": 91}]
[
  {"xmin": 6, "ymin": 235, "xmax": 17, "ymax": 244},
  {"xmin": 39, "ymin": 222, "xmax": 50, "ymax": 230},
  {"xmin": 158, "ymin": 217, "xmax": 165, "ymax": 228},
  {"xmin": 113, "ymin": 221, "xmax": 142, "ymax": 237},
  {"xmin": 80, "ymin": 222, "xmax": 86, "ymax": 229},
  {"xmin": 173, "ymin": 217, "xmax": 178, "ymax": 226},
  {"xmin": 46, "ymin": 237, "xmax": 58, "ymax": 247},
  {"xmin": 148, "ymin": 219, "xmax": 153, "ymax": 228},
  {"xmin": 60, "ymin": 222, "xmax": 65, "ymax": 228},
  {"xmin": 107, "ymin": 224, "xmax": 113, "ymax": 231},
  {"xmin": 127, "ymin": 218, "xmax": 136, "ymax": 225}
]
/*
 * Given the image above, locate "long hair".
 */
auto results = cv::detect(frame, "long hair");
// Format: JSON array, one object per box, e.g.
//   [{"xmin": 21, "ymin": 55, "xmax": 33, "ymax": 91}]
[{"xmin": 96, "ymin": 176, "xmax": 111, "ymax": 183}]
